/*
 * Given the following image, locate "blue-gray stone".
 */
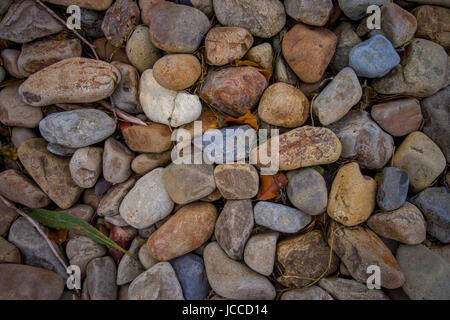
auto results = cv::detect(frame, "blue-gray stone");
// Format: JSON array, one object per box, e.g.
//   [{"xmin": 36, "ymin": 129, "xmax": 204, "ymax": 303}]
[
  {"xmin": 47, "ymin": 143, "xmax": 76, "ymax": 157},
  {"xmin": 192, "ymin": 125, "xmax": 257, "ymax": 164},
  {"xmin": 254, "ymin": 201, "xmax": 312, "ymax": 233},
  {"xmin": 349, "ymin": 34, "xmax": 400, "ymax": 78},
  {"xmin": 411, "ymin": 187, "xmax": 450, "ymax": 243},
  {"xmin": 39, "ymin": 109, "xmax": 116, "ymax": 148},
  {"xmin": 169, "ymin": 253, "xmax": 210, "ymax": 300},
  {"xmin": 377, "ymin": 167, "xmax": 409, "ymax": 211}
]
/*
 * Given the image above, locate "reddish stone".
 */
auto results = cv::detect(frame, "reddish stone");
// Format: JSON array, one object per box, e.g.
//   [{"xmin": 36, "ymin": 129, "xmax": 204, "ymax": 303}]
[{"xmin": 122, "ymin": 124, "xmax": 172, "ymax": 153}]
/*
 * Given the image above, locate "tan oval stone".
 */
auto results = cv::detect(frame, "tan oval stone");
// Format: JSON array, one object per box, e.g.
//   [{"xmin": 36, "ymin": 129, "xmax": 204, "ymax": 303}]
[
  {"xmin": 153, "ymin": 54, "xmax": 201, "ymax": 90},
  {"xmin": 19, "ymin": 58, "xmax": 121, "ymax": 107},
  {"xmin": 0, "ymin": 169, "xmax": 50, "ymax": 208},
  {"xmin": 17, "ymin": 138, "xmax": 83, "ymax": 209},
  {"xmin": 0, "ymin": 85, "xmax": 43, "ymax": 128},
  {"xmin": 102, "ymin": 138, "xmax": 134, "ymax": 185},
  {"xmin": 258, "ymin": 82, "xmax": 310, "ymax": 128},
  {"xmin": 392, "ymin": 131, "xmax": 446, "ymax": 193},
  {"xmin": 282, "ymin": 23, "xmax": 337, "ymax": 83},
  {"xmin": 123, "ymin": 124, "xmax": 172, "ymax": 153},
  {"xmin": 214, "ymin": 163, "xmax": 259, "ymax": 200},
  {"xmin": 111, "ymin": 62, "xmax": 140, "ymax": 114},
  {"xmin": 131, "ymin": 151, "xmax": 172, "ymax": 175},
  {"xmin": 327, "ymin": 162, "xmax": 376, "ymax": 227},
  {"xmin": 126, "ymin": 25, "xmax": 161, "ymax": 72},
  {"xmin": 205, "ymin": 27, "xmax": 254, "ymax": 66},
  {"xmin": 69, "ymin": 147, "xmax": 103, "ymax": 189},
  {"xmin": 97, "ymin": 177, "xmax": 136, "ymax": 217},
  {"xmin": 251, "ymin": 126, "xmax": 342, "ymax": 171},
  {"xmin": 147, "ymin": 202, "xmax": 217, "ymax": 261}
]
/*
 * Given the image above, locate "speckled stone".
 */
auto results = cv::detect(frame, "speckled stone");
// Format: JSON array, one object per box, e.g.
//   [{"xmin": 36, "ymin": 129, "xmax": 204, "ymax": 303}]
[
  {"xmin": 254, "ymin": 201, "xmax": 312, "ymax": 233},
  {"xmin": 376, "ymin": 167, "xmax": 409, "ymax": 211}
]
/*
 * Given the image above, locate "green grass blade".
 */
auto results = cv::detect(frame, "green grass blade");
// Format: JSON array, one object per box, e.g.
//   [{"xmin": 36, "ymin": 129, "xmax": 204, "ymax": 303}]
[{"xmin": 24, "ymin": 208, "xmax": 135, "ymax": 258}]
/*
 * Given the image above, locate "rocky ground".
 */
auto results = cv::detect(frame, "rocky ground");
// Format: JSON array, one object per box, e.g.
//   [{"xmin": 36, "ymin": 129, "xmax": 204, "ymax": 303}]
[{"xmin": 0, "ymin": 0, "xmax": 449, "ymax": 300}]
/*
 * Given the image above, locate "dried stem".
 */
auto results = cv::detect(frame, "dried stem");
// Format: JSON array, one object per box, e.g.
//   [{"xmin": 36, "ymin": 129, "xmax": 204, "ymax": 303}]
[
  {"xmin": 35, "ymin": 0, "xmax": 99, "ymax": 60},
  {"xmin": 98, "ymin": 100, "xmax": 148, "ymax": 126}
]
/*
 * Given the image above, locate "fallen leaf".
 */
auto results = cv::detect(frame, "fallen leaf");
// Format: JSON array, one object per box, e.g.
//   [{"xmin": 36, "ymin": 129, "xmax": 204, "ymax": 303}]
[
  {"xmin": 231, "ymin": 59, "xmax": 272, "ymax": 83},
  {"xmin": 45, "ymin": 228, "xmax": 68, "ymax": 245},
  {"xmin": 257, "ymin": 173, "xmax": 288, "ymax": 201},
  {"xmin": 119, "ymin": 121, "xmax": 132, "ymax": 132},
  {"xmin": 224, "ymin": 109, "xmax": 258, "ymax": 130}
]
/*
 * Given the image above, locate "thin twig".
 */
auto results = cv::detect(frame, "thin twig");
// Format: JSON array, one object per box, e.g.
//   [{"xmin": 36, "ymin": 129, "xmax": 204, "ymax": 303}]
[
  {"xmin": 35, "ymin": 0, "xmax": 99, "ymax": 60},
  {"xmin": 98, "ymin": 100, "xmax": 148, "ymax": 126}
]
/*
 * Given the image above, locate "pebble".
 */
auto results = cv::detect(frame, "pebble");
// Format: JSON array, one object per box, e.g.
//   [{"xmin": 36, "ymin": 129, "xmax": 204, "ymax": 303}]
[
  {"xmin": 123, "ymin": 124, "xmax": 172, "ymax": 153},
  {"xmin": 19, "ymin": 58, "xmax": 121, "ymax": 107},
  {"xmin": 8, "ymin": 217, "xmax": 68, "ymax": 278},
  {"xmin": 11, "ymin": 127, "xmax": 36, "ymax": 148},
  {"xmin": 66, "ymin": 236, "xmax": 107, "ymax": 277},
  {"xmin": 200, "ymin": 67, "xmax": 268, "ymax": 117},
  {"xmin": 94, "ymin": 38, "xmax": 130, "ymax": 64},
  {"xmin": 105, "ymin": 215, "xmax": 129, "ymax": 227},
  {"xmin": 380, "ymin": 3, "xmax": 417, "ymax": 48},
  {"xmin": 102, "ymin": 138, "xmax": 134, "ymax": 185},
  {"xmin": 18, "ymin": 138, "xmax": 83, "ymax": 209},
  {"xmin": 377, "ymin": 167, "xmax": 409, "ymax": 212},
  {"xmin": 0, "ymin": 0, "xmax": 63, "ymax": 43},
  {"xmin": 258, "ymin": 82, "xmax": 309, "ymax": 128},
  {"xmin": 0, "ymin": 237, "xmax": 21, "ymax": 264},
  {"xmin": 0, "ymin": 169, "xmax": 51, "ymax": 208},
  {"xmin": 47, "ymin": 143, "xmax": 77, "ymax": 157},
  {"xmin": 126, "ymin": 25, "xmax": 161, "ymax": 73},
  {"xmin": 108, "ymin": 225, "xmax": 137, "ymax": 263},
  {"xmin": 213, "ymin": 164, "xmax": 259, "ymax": 199},
  {"xmin": 244, "ymin": 43, "xmax": 274, "ymax": 72},
  {"xmin": 371, "ymin": 98, "xmax": 423, "ymax": 137},
  {"xmin": 131, "ymin": 151, "xmax": 172, "ymax": 175},
  {"xmin": 277, "ymin": 230, "xmax": 339, "ymax": 288},
  {"xmin": 411, "ymin": 187, "xmax": 450, "ymax": 243},
  {"xmin": 0, "ymin": 85, "xmax": 43, "ymax": 128},
  {"xmin": 101, "ymin": 0, "xmax": 140, "ymax": 48},
  {"xmin": 372, "ymin": 39, "xmax": 448, "ymax": 98},
  {"xmin": 313, "ymin": 67, "xmax": 362, "ymax": 125},
  {"xmin": 128, "ymin": 262, "xmax": 184, "ymax": 300},
  {"xmin": 39, "ymin": 109, "xmax": 116, "ymax": 148},
  {"xmin": 254, "ymin": 201, "xmax": 312, "ymax": 233},
  {"xmin": 204, "ymin": 242, "xmax": 276, "ymax": 300},
  {"xmin": 148, "ymin": 202, "xmax": 217, "ymax": 261},
  {"xmin": 213, "ymin": 0, "xmax": 286, "ymax": 38},
  {"xmin": 86, "ymin": 256, "xmax": 117, "ymax": 300},
  {"xmin": 285, "ymin": 0, "xmax": 333, "ymax": 26},
  {"xmin": 243, "ymin": 232, "xmax": 278, "ymax": 276},
  {"xmin": 139, "ymin": 244, "xmax": 158, "ymax": 269},
  {"xmin": 215, "ymin": 200, "xmax": 254, "ymax": 260},
  {"xmin": 170, "ymin": 253, "xmax": 210, "ymax": 300},
  {"xmin": 18, "ymin": 39, "xmax": 82, "ymax": 75},
  {"xmin": 120, "ymin": 168, "xmax": 174, "ymax": 229},
  {"xmin": 338, "ymin": 0, "xmax": 391, "ymax": 20},
  {"xmin": 163, "ymin": 163, "xmax": 216, "ymax": 205},
  {"xmin": 0, "ymin": 264, "xmax": 64, "ymax": 300},
  {"xmin": 0, "ymin": 0, "xmax": 12, "ymax": 15},
  {"xmin": 46, "ymin": 0, "xmax": 113, "ymax": 11},
  {"xmin": 205, "ymin": 27, "xmax": 253, "ymax": 66},
  {"xmin": 318, "ymin": 277, "xmax": 389, "ymax": 300},
  {"xmin": 367, "ymin": 202, "xmax": 426, "ymax": 245},
  {"xmin": 332, "ymin": 22, "xmax": 362, "ymax": 72},
  {"xmin": 328, "ymin": 222, "xmax": 405, "ymax": 289},
  {"xmin": 192, "ymin": 125, "xmax": 257, "ymax": 164},
  {"xmin": 282, "ymin": 23, "xmax": 337, "ymax": 83},
  {"xmin": 149, "ymin": 2, "xmax": 210, "ymax": 53},
  {"xmin": 392, "ymin": 131, "xmax": 446, "ymax": 193},
  {"xmin": 281, "ymin": 286, "xmax": 334, "ymax": 300},
  {"xmin": 252, "ymin": 126, "xmax": 342, "ymax": 171},
  {"xmin": 0, "ymin": 200, "xmax": 17, "ymax": 237},
  {"xmin": 117, "ymin": 237, "xmax": 146, "ymax": 285},
  {"xmin": 153, "ymin": 54, "xmax": 201, "ymax": 91},
  {"xmin": 97, "ymin": 178, "xmax": 136, "ymax": 217},
  {"xmin": 287, "ymin": 168, "xmax": 328, "ymax": 216},
  {"xmin": 413, "ymin": 5, "xmax": 450, "ymax": 50},
  {"xmin": 274, "ymin": 55, "xmax": 300, "ymax": 86},
  {"xmin": 349, "ymin": 34, "xmax": 400, "ymax": 78},
  {"xmin": 328, "ymin": 110, "xmax": 394, "ymax": 169},
  {"xmin": 111, "ymin": 62, "xmax": 140, "ymax": 114},
  {"xmin": 69, "ymin": 147, "xmax": 103, "ymax": 188},
  {"xmin": 139, "ymin": 69, "xmax": 202, "ymax": 127},
  {"xmin": 422, "ymin": 86, "xmax": 450, "ymax": 162},
  {"xmin": 327, "ymin": 162, "xmax": 376, "ymax": 226},
  {"xmin": 2, "ymin": 49, "xmax": 27, "ymax": 78},
  {"xmin": 396, "ymin": 244, "xmax": 450, "ymax": 300},
  {"xmin": 80, "ymin": 8, "xmax": 104, "ymax": 38}
]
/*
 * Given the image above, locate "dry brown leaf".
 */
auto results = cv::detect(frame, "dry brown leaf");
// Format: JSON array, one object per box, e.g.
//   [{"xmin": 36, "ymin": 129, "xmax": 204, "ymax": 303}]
[{"xmin": 257, "ymin": 173, "xmax": 288, "ymax": 201}]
